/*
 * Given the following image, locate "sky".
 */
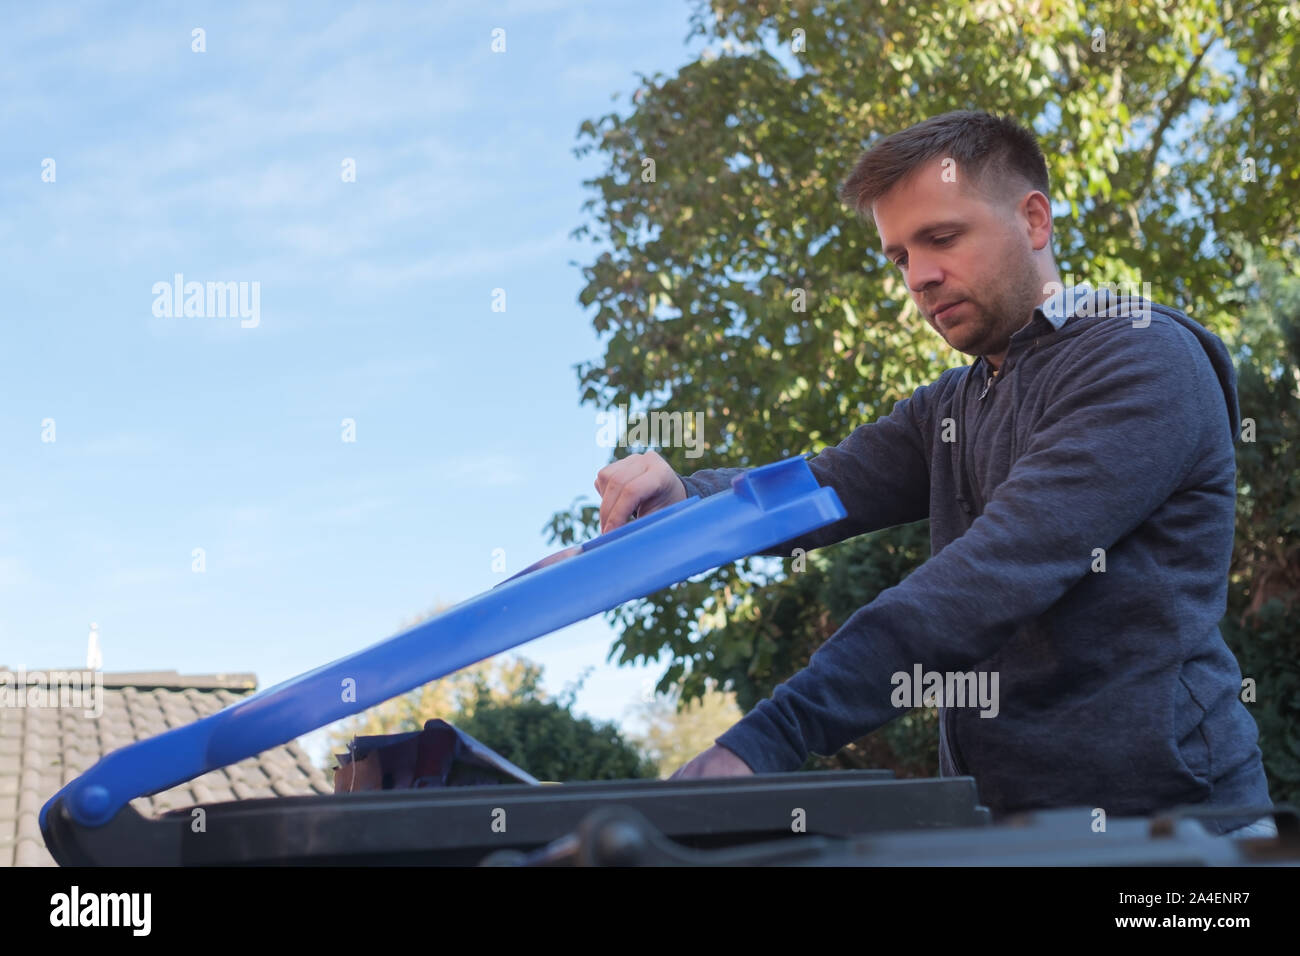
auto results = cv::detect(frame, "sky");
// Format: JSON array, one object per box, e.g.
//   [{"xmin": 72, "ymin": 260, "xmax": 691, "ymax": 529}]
[{"xmin": 0, "ymin": 0, "xmax": 716, "ymax": 763}]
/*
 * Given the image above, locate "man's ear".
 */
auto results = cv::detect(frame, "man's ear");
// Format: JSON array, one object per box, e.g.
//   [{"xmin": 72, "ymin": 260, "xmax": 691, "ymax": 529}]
[{"xmin": 1023, "ymin": 190, "xmax": 1053, "ymax": 250}]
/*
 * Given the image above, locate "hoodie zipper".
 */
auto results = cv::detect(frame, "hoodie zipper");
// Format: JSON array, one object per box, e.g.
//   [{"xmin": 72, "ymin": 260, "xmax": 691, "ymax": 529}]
[
  {"xmin": 944, "ymin": 366, "xmax": 991, "ymax": 777},
  {"xmin": 945, "ymin": 708, "xmax": 970, "ymax": 776},
  {"xmin": 960, "ymin": 360, "xmax": 997, "ymax": 514},
  {"xmin": 947, "ymin": 358, "xmax": 1004, "ymax": 776},
  {"xmin": 948, "ymin": 334, "xmax": 1046, "ymax": 774}
]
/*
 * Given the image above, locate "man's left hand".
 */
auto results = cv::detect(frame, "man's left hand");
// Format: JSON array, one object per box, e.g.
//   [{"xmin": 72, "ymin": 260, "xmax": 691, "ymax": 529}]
[{"xmin": 668, "ymin": 743, "xmax": 755, "ymax": 780}]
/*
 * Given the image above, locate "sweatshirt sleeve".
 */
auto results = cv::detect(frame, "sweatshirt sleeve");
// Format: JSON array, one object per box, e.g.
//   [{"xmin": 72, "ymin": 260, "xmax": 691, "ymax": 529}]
[
  {"xmin": 678, "ymin": 373, "xmax": 946, "ymax": 557},
  {"xmin": 716, "ymin": 321, "xmax": 1218, "ymax": 772}
]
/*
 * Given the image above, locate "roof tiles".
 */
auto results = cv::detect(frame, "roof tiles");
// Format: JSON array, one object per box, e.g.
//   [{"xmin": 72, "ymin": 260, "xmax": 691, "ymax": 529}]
[{"xmin": 0, "ymin": 669, "xmax": 333, "ymax": 866}]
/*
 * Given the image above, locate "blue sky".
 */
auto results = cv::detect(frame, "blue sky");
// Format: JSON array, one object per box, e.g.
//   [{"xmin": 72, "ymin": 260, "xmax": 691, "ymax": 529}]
[{"xmin": 0, "ymin": 1, "xmax": 714, "ymax": 759}]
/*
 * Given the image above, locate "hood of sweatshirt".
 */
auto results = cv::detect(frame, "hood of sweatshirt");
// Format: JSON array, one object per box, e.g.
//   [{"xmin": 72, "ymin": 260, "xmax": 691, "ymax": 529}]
[{"xmin": 1161, "ymin": 305, "xmax": 1242, "ymax": 445}]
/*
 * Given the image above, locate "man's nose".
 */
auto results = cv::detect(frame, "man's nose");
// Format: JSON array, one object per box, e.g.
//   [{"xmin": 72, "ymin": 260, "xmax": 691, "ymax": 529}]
[{"xmin": 906, "ymin": 256, "xmax": 944, "ymax": 294}]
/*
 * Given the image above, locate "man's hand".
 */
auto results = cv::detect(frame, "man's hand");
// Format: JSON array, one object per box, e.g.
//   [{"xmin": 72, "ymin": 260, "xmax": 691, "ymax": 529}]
[
  {"xmin": 594, "ymin": 450, "xmax": 688, "ymax": 534},
  {"xmin": 668, "ymin": 744, "xmax": 755, "ymax": 780}
]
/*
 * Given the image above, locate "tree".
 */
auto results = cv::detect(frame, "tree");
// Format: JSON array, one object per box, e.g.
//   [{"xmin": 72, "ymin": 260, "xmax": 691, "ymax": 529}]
[
  {"xmin": 459, "ymin": 695, "xmax": 658, "ymax": 782},
  {"xmin": 549, "ymin": 0, "xmax": 1300, "ymax": 786},
  {"xmin": 324, "ymin": 649, "xmax": 656, "ymax": 782},
  {"xmin": 1220, "ymin": 242, "xmax": 1300, "ymax": 805}
]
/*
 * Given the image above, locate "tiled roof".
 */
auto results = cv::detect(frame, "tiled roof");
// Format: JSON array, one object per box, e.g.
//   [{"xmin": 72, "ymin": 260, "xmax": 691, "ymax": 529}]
[{"xmin": 0, "ymin": 669, "xmax": 334, "ymax": 867}]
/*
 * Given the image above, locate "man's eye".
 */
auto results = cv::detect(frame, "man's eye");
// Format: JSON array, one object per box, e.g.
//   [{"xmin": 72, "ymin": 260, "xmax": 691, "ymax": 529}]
[{"xmin": 934, "ymin": 235, "xmax": 956, "ymax": 245}]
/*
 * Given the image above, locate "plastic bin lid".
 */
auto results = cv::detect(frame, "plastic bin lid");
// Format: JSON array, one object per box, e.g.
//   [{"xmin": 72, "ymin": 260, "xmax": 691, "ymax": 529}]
[{"xmin": 42, "ymin": 455, "xmax": 844, "ymax": 829}]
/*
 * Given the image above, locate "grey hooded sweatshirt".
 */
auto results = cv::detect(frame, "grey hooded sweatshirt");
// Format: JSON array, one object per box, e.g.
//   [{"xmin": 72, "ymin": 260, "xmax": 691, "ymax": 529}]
[{"xmin": 677, "ymin": 292, "xmax": 1272, "ymax": 833}]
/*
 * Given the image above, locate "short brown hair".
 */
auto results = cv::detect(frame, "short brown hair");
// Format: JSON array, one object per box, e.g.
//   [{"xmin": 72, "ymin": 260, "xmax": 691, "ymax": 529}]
[{"xmin": 838, "ymin": 110, "xmax": 1050, "ymax": 216}]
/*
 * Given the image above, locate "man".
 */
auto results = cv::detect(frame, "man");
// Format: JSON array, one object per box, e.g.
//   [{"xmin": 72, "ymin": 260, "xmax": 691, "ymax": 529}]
[{"xmin": 594, "ymin": 110, "xmax": 1276, "ymax": 837}]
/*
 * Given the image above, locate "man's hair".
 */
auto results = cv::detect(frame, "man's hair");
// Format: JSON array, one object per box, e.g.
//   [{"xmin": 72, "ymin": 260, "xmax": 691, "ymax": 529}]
[{"xmin": 838, "ymin": 110, "xmax": 1050, "ymax": 217}]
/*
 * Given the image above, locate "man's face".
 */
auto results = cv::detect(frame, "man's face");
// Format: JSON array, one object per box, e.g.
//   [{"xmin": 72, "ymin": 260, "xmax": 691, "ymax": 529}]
[{"xmin": 872, "ymin": 157, "xmax": 1043, "ymax": 359}]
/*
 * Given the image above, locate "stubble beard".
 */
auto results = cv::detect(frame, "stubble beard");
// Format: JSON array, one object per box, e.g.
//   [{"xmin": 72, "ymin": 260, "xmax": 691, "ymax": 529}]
[{"xmin": 960, "ymin": 262, "xmax": 1043, "ymax": 359}]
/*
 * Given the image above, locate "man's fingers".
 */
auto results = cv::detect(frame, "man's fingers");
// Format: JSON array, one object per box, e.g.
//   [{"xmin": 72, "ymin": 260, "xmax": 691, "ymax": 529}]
[
  {"xmin": 603, "ymin": 470, "xmax": 662, "ymax": 533},
  {"xmin": 595, "ymin": 451, "xmax": 681, "ymax": 533},
  {"xmin": 665, "ymin": 746, "xmax": 752, "ymax": 782},
  {"xmin": 593, "ymin": 464, "xmax": 614, "ymax": 498},
  {"xmin": 593, "ymin": 461, "xmax": 618, "ymax": 500},
  {"xmin": 594, "ymin": 455, "xmax": 635, "ymax": 500},
  {"xmin": 597, "ymin": 457, "xmax": 647, "ymax": 533}
]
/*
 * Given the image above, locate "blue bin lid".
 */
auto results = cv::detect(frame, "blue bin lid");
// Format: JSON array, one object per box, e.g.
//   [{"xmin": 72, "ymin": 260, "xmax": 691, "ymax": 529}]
[{"xmin": 42, "ymin": 455, "xmax": 844, "ymax": 828}]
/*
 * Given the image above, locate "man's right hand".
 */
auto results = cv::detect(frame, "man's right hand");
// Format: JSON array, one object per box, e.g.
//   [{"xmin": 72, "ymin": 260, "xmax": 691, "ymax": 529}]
[{"xmin": 594, "ymin": 450, "xmax": 687, "ymax": 534}]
